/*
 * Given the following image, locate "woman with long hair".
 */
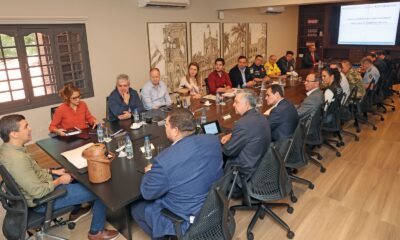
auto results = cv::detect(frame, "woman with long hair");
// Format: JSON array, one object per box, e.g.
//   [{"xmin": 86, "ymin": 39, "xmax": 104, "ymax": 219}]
[
  {"xmin": 49, "ymin": 83, "xmax": 98, "ymax": 136},
  {"xmin": 178, "ymin": 62, "xmax": 203, "ymax": 99},
  {"xmin": 321, "ymin": 67, "xmax": 343, "ymax": 103}
]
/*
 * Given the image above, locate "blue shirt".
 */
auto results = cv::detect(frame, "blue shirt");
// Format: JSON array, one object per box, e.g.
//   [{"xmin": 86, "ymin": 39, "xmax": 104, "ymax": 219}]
[
  {"xmin": 363, "ymin": 65, "xmax": 380, "ymax": 85},
  {"xmin": 107, "ymin": 88, "xmax": 144, "ymax": 121},
  {"xmin": 141, "ymin": 80, "xmax": 172, "ymax": 110}
]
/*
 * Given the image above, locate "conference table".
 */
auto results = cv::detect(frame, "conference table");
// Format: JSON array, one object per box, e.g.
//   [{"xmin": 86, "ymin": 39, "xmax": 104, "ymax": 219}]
[{"xmin": 36, "ymin": 80, "xmax": 306, "ymax": 240}]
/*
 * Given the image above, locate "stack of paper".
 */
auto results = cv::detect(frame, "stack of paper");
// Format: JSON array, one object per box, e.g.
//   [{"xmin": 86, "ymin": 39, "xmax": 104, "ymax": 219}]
[{"xmin": 61, "ymin": 143, "xmax": 94, "ymax": 169}]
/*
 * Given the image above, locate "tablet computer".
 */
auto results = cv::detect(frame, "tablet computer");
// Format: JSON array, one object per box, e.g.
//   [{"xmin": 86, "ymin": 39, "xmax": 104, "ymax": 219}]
[{"xmin": 200, "ymin": 120, "xmax": 222, "ymax": 135}]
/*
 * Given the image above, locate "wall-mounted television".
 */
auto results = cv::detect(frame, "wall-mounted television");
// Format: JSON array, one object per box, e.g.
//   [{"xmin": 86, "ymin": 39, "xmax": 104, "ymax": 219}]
[{"xmin": 338, "ymin": 2, "xmax": 400, "ymax": 45}]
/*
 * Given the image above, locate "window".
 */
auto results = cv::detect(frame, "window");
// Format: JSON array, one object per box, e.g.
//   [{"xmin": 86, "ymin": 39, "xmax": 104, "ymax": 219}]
[{"xmin": 0, "ymin": 24, "xmax": 93, "ymax": 115}]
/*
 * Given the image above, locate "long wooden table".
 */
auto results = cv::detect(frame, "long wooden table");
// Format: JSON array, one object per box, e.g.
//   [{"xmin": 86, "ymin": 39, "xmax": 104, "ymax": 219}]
[{"xmin": 36, "ymin": 81, "xmax": 306, "ymax": 239}]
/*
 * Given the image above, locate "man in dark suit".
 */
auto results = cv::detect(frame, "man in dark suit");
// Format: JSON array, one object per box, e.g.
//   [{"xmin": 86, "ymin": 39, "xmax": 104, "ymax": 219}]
[
  {"xmin": 221, "ymin": 89, "xmax": 271, "ymax": 176},
  {"xmin": 265, "ymin": 84, "xmax": 299, "ymax": 142},
  {"xmin": 229, "ymin": 56, "xmax": 255, "ymax": 88},
  {"xmin": 302, "ymin": 44, "xmax": 320, "ymax": 68},
  {"xmin": 277, "ymin": 50, "xmax": 296, "ymax": 75},
  {"xmin": 297, "ymin": 73, "xmax": 324, "ymax": 120},
  {"xmin": 130, "ymin": 108, "xmax": 223, "ymax": 239}
]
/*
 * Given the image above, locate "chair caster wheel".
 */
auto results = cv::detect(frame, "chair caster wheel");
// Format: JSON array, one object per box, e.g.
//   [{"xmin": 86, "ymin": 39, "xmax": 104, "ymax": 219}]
[
  {"xmin": 287, "ymin": 206, "xmax": 294, "ymax": 214},
  {"xmin": 229, "ymin": 209, "xmax": 236, "ymax": 216},
  {"xmin": 287, "ymin": 231, "xmax": 295, "ymax": 239},
  {"xmin": 290, "ymin": 195, "xmax": 298, "ymax": 203},
  {"xmin": 356, "ymin": 128, "xmax": 361, "ymax": 133},
  {"xmin": 292, "ymin": 168, "xmax": 298, "ymax": 174},
  {"xmin": 392, "ymin": 107, "xmax": 395, "ymax": 111},
  {"xmin": 373, "ymin": 126, "xmax": 377, "ymax": 130},
  {"xmin": 336, "ymin": 142, "xmax": 341, "ymax": 147},
  {"xmin": 320, "ymin": 167, "xmax": 326, "ymax": 173},
  {"xmin": 381, "ymin": 117, "xmax": 384, "ymax": 121},
  {"xmin": 308, "ymin": 183, "xmax": 314, "ymax": 189},
  {"xmin": 259, "ymin": 212, "xmax": 266, "ymax": 220},
  {"xmin": 68, "ymin": 222, "xmax": 75, "ymax": 230},
  {"xmin": 336, "ymin": 152, "xmax": 341, "ymax": 157},
  {"xmin": 247, "ymin": 232, "xmax": 254, "ymax": 240},
  {"xmin": 355, "ymin": 136, "xmax": 359, "ymax": 141},
  {"xmin": 317, "ymin": 155, "xmax": 323, "ymax": 160}
]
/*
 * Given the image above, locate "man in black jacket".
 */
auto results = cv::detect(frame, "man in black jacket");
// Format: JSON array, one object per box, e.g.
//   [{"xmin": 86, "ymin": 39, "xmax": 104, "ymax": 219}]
[
  {"xmin": 302, "ymin": 45, "xmax": 320, "ymax": 68},
  {"xmin": 277, "ymin": 50, "xmax": 295, "ymax": 75},
  {"xmin": 229, "ymin": 56, "xmax": 255, "ymax": 88}
]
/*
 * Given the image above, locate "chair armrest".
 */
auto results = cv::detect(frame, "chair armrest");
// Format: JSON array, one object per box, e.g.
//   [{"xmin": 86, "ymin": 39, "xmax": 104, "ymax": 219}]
[
  {"xmin": 33, "ymin": 188, "xmax": 67, "ymax": 206},
  {"xmin": 161, "ymin": 208, "xmax": 184, "ymax": 224}
]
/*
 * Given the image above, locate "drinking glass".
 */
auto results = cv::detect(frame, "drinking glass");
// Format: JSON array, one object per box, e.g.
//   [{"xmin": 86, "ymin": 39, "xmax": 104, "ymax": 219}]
[{"xmin": 104, "ymin": 127, "xmax": 112, "ymax": 142}]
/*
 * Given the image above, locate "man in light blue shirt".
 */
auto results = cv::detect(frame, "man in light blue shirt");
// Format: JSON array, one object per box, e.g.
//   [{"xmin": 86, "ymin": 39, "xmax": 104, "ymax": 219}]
[
  {"xmin": 361, "ymin": 57, "xmax": 380, "ymax": 88},
  {"xmin": 141, "ymin": 68, "xmax": 172, "ymax": 110}
]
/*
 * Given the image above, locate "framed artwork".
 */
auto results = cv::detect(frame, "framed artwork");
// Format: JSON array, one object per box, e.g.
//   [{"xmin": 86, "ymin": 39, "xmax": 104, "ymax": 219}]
[
  {"xmin": 190, "ymin": 22, "xmax": 221, "ymax": 82},
  {"xmin": 247, "ymin": 23, "xmax": 267, "ymax": 65},
  {"xmin": 147, "ymin": 22, "xmax": 188, "ymax": 92},
  {"xmin": 222, "ymin": 23, "xmax": 247, "ymax": 71}
]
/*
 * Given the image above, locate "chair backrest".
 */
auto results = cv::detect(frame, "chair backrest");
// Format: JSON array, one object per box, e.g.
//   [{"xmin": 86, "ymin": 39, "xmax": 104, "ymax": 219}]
[
  {"xmin": 306, "ymin": 103, "xmax": 325, "ymax": 146},
  {"xmin": 246, "ymin": 145, "xmax": 291, "ymax": 201},
  {"xmin": 105, "ymin": 96, "xmax": 110, "ymax": 121},
  {"xmin": 50, "ymin": 106, "xmax": 58, "ymax": 120},
  {"xmin": 184, "ymin": 171, "xmax": 236, "ymax": 240},
  {"xmin": 278, "ymin": 114, "xmax": 313, "ymax": 168},
  {"xmin": 204, "ymin": 78, "xmax": 209, "ymax": 95},
  {"xmin": 0, "ymin": 165, "xmax": 29, "ymax": 240},
  {"xmin": 323, "ymin": 93, "xmax": 345, "ymax": 132}
]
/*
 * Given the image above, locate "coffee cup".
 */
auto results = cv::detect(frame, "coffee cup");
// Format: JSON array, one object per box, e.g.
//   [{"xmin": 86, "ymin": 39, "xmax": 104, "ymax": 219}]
[{"xmin": 205, "ymin": 100, "xmax": 210, "ymax": 105}]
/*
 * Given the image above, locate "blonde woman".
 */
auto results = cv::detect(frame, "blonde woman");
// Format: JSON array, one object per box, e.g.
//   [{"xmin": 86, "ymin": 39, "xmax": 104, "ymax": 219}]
[{"xmin": 178, "ymin": 62, "xmax": 203, "ymax": 99}]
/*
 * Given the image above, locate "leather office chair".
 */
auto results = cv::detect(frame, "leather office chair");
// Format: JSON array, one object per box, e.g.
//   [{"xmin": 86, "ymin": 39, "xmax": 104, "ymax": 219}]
[
  {"xmin": 339, "ymin": 87, "xmax": 360, "ymax": 140},
  {"xmin": 0, "ymin": 165, "xmax": 75, "ymax": 240},
  {"xmin": 161, "ymin": 170, "xmax": 237, "ymax": 240},
  {"xmin": 50, "ymin": 107, "xmax": 58, "ymax": 120},
  {"xmin": 204, "ymin": 78, "xmax": 209, "ymax": 95},
  {"xmin": 230, "ymin": 146, "xmax": 295, "ymax": 240}
]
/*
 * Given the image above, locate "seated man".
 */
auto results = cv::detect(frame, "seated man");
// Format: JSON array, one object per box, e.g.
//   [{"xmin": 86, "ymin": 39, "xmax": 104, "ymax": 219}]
[
  {"xmin": 297, "ymin": 73, "xmax": 324, "ymax": 121},
  {"xmin": 207, "ymin": 58, "xmax": 232, "ymax": 94},
  {"xmin": 360, "ymin": 57, "xmax": 380, "ymax": 89},
  {"xmin": 108, "ymin": 74, "xmax": 144, "ymax": 121},
  {"xmin": 249, "ymin": 55, "xmax": 269, "ymax": 82},
  {"xmin": 0, "ymin": 115, "xmax": 118, "ymax": 240},
  {"xmin": 329, "ymin": 62, "xmax": 350, "ymax": 102},
  {"xmin": 265, "ymin": 84, "xmax": 299, "ymax": 142},
  {"xmin": 130, "ymin": 108, "xmax": 223, "ymax": 239},
  {"xmin": 229, "ymin": 56, "xmax": 255, "ymax": 88},
  {"xmin": 277, "ymin": 50, "xmax": 295, "ymax": 75},
  {"xmin": 265, "ymin": 54, "xmax": 282, "ymax": 78},
  {"xmin": 142, "ymin": 68, "xmax": 172, "ymax": 110},
  {"xmin": 221, "ymin": 89, "xmax": 271, "ymax": 176},
  {"xmin": 368, "ymin": 52, "xmax": 388, "ymax": 76},
  {"xmin": 341, "ymin": 60, "xmax": 366, "ymax": 98}
]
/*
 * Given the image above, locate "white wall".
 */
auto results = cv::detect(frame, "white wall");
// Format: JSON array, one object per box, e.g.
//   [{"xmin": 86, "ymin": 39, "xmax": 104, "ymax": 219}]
[{"xmin": 0, "ymin": 0, "xmax": 298, "ymax": 142}]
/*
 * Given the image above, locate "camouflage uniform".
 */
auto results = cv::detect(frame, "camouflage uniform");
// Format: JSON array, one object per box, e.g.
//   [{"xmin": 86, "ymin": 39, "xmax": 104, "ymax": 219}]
[{"xmin": 346, "ymin": 68, "xmax": 365, "ymax": 97}]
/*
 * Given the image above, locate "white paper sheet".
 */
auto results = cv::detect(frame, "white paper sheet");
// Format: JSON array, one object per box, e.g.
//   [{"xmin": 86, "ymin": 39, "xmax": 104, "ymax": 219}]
[{"xmin": 60, "ymin": 142, "xmax": 94, "ymax": 169}]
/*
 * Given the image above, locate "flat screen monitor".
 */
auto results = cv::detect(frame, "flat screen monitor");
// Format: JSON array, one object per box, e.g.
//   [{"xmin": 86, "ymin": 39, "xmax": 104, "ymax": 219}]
[{"xmin": 338, "ymin": 2, "xmax": 400, "ymax": 45}]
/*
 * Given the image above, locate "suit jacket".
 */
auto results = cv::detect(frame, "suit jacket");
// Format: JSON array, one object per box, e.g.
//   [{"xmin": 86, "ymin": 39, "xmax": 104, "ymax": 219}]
[
  {"xmin": 302, "ymin": 51, "xmax": 320, "ymax": 68},
  {"xmin": 297, "ymin": 88, "xmax": 324, "ymax": 121},
  {"xmin": 229, "ymin": 65, "xmax": 252, "ymax": 88},
  {"xmin": 277, "ymin": 56, "xmax": 295, "ymax": 75},
  {"xmin": 223, "ymin": 108, "xmax": 271, "ymax": 176},
  {"xmin": 268, "ymin": 99, "xmax": 299, "ymax": 142},
  {"xmin": 140, "ymin": 134, "xmax": 223, "ymax": 238}
]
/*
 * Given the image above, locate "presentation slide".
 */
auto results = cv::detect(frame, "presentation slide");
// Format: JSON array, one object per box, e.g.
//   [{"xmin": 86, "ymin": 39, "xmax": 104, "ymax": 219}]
[{"xmin": 338, "ymin": 2, "xmax": 400, "ymax": 45}]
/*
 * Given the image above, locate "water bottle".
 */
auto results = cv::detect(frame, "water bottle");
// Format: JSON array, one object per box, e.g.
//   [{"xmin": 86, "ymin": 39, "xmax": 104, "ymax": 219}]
[
  {"xmin": 125, "ymin": 134, "xmax": 134, "ymax": 159},
  {"xmin": 144, "ymin": 136, "xmax": 152, "ymax": 160},
  {"xmin": 200, "ymin": 108, "xmax": 207, "ymax": 124},
  {"xmin": 133, "ymin": 108, "xmax": 140, "ymax": 123},
  {"xmin": 96, "ymin": 123, "xmax": 104, "ymax": 143},
  {"xmin": 216, "ymin": 92, "xmax": 220, "ymax": 105},
  {"xmin": 182, "ymin": 98, "xmax": 188, "ymax": 109}
]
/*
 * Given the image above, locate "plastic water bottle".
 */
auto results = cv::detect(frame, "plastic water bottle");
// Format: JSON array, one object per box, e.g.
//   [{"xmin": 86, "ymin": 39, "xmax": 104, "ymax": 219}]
[
  {"xmin": 97, "ymin": 123, "xmax": 104, "ymax": 143},
  {"xmin": 125, "ymin": 134, "xmax": 134, "ymax": 159},
  {"xmin": 144, "ymin": 136, "xmax": 152, "ymax": 160},
  {"xmin": 216, "ymin": 92, "xmax": 220, "ymax": 105},
  {"xmin": 133, "ymin": 108, "xmax": 140, "ymax": 123},
  {"xmin": 200, "ymin": 108, "xmax": 207, "ymax": 124}
]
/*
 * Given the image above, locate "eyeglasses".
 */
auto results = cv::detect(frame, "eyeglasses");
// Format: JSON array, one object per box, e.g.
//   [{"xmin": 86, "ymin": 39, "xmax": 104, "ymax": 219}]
[
  {"xmin": 304, "ymin": 80, "xmax": 319, "ymax": 83},
  {"xmin": 71, "ymin": 95, "xmax": 81, "ymax": 100}
]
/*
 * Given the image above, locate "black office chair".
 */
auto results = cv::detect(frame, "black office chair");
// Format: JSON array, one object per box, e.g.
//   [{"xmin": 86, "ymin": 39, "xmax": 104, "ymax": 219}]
[
  {"xmin": 104, "ymin": 96, "xmax": 110, "ymax": 122},
  {"xmin": 355, "ymin": 81, "xmax": 379, "ymax": 131},
  {"xmin": 50, "ymin": 106, "xmax": 58, "ymax": 120},
  {"xmin": 0, "ymin": 165, "xmax": 75, "ymax": 240},
  {"xmin": 339, "ymin": 87, "xmax": 360, "ymax": 141},
  {"xmin": 161, "ymin": 170, "xmax": 237, "ymax": 240},
  {"xmin": 230, "ymin": 146, "xmax": 295, "ymax": 240},
  {"xmin": 204, "ymin": 78, "xmax": 209, "ymax": 95}
]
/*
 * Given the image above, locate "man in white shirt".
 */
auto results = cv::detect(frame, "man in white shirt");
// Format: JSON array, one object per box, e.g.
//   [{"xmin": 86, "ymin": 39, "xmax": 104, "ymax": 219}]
[{"xmin": 141, "ymin": 68, "xmax": 172, "ymax": 110}]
